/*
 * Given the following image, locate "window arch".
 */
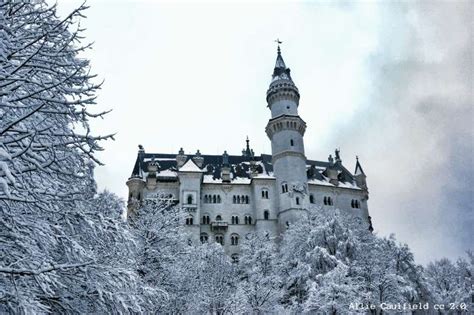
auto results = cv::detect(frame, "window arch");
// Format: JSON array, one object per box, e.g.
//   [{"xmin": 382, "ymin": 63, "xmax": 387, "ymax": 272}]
[
  {"xmin": 202, "ymin": 214, "xmax": 210, "ymax": 225},
  {"xmin": 290, "ymin": 139, "xmax": 294, "ymax": 146},
  {"xmin": 216, "ymin": 215, "xmax": 222, "ymax": 221},
  {"xmin": 309, "ymin": 194, "xmax": 315, "ymax": 204},
  {"xmin": 185, "ymin": 216, "xmax": 193, "ymax": 225},
  {"xmin": 281, "ymin": 182, "xmax": 288, "ymax": 193},
  {"xmin": 296, "ymin": 197, "xmax": 300, "ymax": 205},
  {"xmin": 245, "ymin": 195, "xmax": 249, "ymax": 204},
  {"xmin": 217, "ymin": 195, "xmax": 221, "ymax": 203},
  {"xmin": 244, "ymin": 215, "xmax": 252, "ymax": 225},
  {"xmin": 200, "ymin": 233, "xmax": 209, "ymax": 243},
  {"xmin": 213, "ymin": 195, "xmax": 217, "ymax": 203},
  {"xmin": 232, "ymin": 215, "xmax": 240, "ymax": 225},
  {"xmin": 233, "ymin": 195, "xmax": 236, "ymax": 203},
  {"xmin": 264, "ymin": 210, "xmax": 269, "ymax": 220},
  {"xmin": 187, "ymin": 194, "xmax": 193, "ymax": 205},
  {"xmin": 231, "ymin": 234, "xmax": 240, "ymax": 246},
  {"xmin": 215, "ymin": 234, "xmax": 224, "ymax": 245},
  {"xmin": 324, "ymin": 196, "xmax": 333, "ymax": 206},
  {"xmin": 237, "ymin": 195, "xmax": 241, "ymax": 204},
  {"xmin": 261, "ymin": 189, "xmax": 269, "ymax": 199}
]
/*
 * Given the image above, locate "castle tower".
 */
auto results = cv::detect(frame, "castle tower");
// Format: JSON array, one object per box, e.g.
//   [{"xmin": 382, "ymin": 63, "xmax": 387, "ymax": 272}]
[{"xmin": 265, "ymin": 45, "xmax": 309, "ymax": 232}]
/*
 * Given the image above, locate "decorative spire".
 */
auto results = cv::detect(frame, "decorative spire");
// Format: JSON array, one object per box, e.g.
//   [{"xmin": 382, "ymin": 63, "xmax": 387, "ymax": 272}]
[
  {"xmin": 267, "ymin": 41, "xmax": 300, "ymax": 104},
  {"xmin": 355, "ymin": 156, "xmax": 365, "ymax": 176},
  {"xmin": 222, "ymin": 150, "xmax": 229, "ymax": 167},
  {"xmin": 335, "ymin": 148, "xmax": 341, "ymax": 163}
]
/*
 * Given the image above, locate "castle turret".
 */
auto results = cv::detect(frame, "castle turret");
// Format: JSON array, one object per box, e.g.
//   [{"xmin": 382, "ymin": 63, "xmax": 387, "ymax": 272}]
[
  {"xmin": 126, "ymin": 145, "xmax": 146, "ymax": 217},
  {"xmin": 265, "ymin": 45, "xmax": 308, "ymax": 231}
]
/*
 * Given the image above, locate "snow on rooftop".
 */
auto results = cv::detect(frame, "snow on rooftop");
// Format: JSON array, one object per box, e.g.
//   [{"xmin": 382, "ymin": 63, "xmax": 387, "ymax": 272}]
[
  {"xmin": 179, "ymin": 159, "xmax": 204, "ymax": 172},
  {"xmin": 157, "ymin": 169, "xmax": 177, "ymax": 177}
]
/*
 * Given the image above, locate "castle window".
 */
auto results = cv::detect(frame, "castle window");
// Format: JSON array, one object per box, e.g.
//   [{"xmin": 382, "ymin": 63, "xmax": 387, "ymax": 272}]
[
  {"xmin": 216, "ymin": 215, "xmax": 222, "ymax": 221},
  {"xmin": 351, "ymin": 200, "xmax": 355, "ymax": 208},
  {"xmin": 296, "ymin": 197, "xmax": 300, "ymax": 205},
  {"xmin": 281, "ymin": 183, "xmax": 288, "ymax": 193},
  {"xmin": 200, "ymin": 233, "xmax": 209, "ymax": 243},
  {"xmin": 231, "ymin": 215, "xmax": 239, "ymax": 225},
  {"xmin": 261, "ymin": 189, "xmax": 269, "ymax": 199},
  {"xmin": 290, "ymin": 139, "xmax": 294, "ymax": 146},
  {"xmin": 324, "ymin": 196, "xmax": 333, "ymax": 206},
  {"xmin": 187, "ymin": 195, "xmax": 193, "ymax": 204},
  {"xmin": 204, "ymin": 195, "xmax": 208, "ymax": 203},
  {"xmin": 233, "ymin": 195, "xmax": 236, "ymax": 203},
  {"xmin": 264, "ymin": 210, "xmax": 269, "ymax": 220},
  {"xmin": 215, "ymin": 234, "xmax": 224, "ymax": 245},
  {"xmin": 213, "ymin": 195, "xmax": 217, "ymax": 203},
  {"xmin": 231, "ymin": 234, "xmax": 240, "ymax": 246},
  {"xmin": 245, "ymin": 195, "xmax": 249, "ymax": 204},
  {"xmin": 185, "ymin": 216, "xmax": 193, "ymax": 225},
  {"xmin": 217, "ymin": 195, "xmax": 221, "ymax": 203},
  {"xmin": 237, "ymin": 195, "xmax": 241, "ymax": 204},
  {"xmin": 286, "ymin": 221, "xmax": 290, "ymax": 229},
  {"xmin": 231, "ymin": 254, "xmax": 239, "ymax": 263},
  {"xmin": 309, "ymin": 194, "xmax": 314, "ymax": 204},
  {"xmin": 202, "ymin": 215, "xmax": 210, "ymax": 224},
  {"xmin": 244, "ymin": 215, "xmax": 252, "ymax": 225}
]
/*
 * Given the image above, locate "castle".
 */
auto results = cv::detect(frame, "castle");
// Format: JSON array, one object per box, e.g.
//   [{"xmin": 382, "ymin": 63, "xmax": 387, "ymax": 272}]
[{"xmin": 126, "ymin": 46, "xmax": 372, "ymax": 260}]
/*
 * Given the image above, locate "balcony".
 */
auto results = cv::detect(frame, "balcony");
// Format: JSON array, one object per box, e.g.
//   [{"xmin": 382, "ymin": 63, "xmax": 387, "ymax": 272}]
[{"xmin": 211, "ymin": 221, "xmax": 228, "ymax": 232}]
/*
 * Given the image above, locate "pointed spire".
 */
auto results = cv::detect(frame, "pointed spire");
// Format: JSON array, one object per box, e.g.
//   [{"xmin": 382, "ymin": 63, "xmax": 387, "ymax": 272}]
[
  {"xmin": 355, "ymin": 156, "xmax": 365, "ymax": 176},
  {"xmin": 270, "ymin": 40, "xmax": 295, "ymax": 83}
]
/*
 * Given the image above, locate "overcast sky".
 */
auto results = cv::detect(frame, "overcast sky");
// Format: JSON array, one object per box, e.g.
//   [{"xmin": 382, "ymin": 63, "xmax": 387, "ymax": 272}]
[{"xmin": 56, "ymin": 0, "xmax": 472, "ymax": 264}]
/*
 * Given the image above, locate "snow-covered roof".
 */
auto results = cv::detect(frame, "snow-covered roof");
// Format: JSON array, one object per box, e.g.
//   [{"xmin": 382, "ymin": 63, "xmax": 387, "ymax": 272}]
[
  {"xmin": 130, "ymin": 150, "xmax": 361, "ymax": 190},
  {"xmin": 179, "ymin": 159, "xmax": 204, "ymax": 173}
]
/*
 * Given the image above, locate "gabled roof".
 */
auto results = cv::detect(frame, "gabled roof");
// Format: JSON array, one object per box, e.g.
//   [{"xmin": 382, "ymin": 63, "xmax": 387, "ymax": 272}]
[{"xmin": 179, "ymin": 158, "xmax": 204, "ymax": 173}]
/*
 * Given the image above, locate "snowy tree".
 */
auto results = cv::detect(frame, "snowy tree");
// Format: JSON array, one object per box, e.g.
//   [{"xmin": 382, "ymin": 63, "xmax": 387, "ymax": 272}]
[
  {"xmin": 237, "ymin": 232, "xmax": 283, "ymax": 313},
  {"xmin": 304, "ymin": 264, "xmax": 361, "ymax": 314},
  {"xmin": 425, "ymin": 252, "xmax": 473, "ymax": 309},
  {"xmin": 128, "ymin": 193, "xmax": 190, "ymax": 313},
  {"xmin": 0, "ymin": 2, "xmax": 147, "ymax": 313}
]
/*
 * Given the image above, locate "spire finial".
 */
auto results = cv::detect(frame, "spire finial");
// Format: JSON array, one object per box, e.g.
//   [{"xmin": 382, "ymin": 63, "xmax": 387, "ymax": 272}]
[{"xmin": 274, "ymin": 38, "xmax": 282, "ymax": 54}]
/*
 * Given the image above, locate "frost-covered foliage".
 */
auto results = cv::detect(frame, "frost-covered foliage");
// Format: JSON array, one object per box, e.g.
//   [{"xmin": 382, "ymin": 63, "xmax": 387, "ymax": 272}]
[{"xmin": 0, "ymin": 2, "xmax": 145, "ymax": 313}]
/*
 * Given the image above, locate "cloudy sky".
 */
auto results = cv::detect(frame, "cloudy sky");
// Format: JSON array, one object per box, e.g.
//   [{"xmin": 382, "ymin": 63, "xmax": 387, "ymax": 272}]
[{"xmin": 56, "ymin": 0, "xmax": 472, "ymax": 264}]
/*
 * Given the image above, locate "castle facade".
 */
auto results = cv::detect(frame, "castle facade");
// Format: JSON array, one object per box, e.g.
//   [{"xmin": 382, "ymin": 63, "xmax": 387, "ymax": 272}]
[{"xmin": 127, "ymin": 47, "xmax": 372, "ymax": 260}]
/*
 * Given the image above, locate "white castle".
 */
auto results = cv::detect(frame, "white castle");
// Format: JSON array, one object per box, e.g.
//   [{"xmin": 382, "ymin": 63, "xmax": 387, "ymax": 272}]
[{"xmin": 126, "ymin": 46, "xmax": 372, "ymax": 260}]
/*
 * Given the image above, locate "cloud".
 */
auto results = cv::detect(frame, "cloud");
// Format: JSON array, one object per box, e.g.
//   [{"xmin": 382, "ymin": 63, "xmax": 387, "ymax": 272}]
[{"xmin": 326, "ymin": 1, "xmax": 473, "ymax": 263}]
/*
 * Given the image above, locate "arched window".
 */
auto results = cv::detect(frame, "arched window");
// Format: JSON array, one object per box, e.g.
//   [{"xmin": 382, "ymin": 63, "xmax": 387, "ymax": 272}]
[
  {"xmin": 216, "ymin": 215, "xmax": 222, "ymax": 221},
  {"xmin": 213, "ymin": 195, "xmax": 217, "ymax": 203},
  {"xmin": 264, "ymin": 210, "xmax": 269, "ymax": 220},
  {"xmin": 237, "ymin": 195, "xmax": 240, "ymax": 204},
  {"xmin": 261, "ymin": 190, "xmax": 265, "ymax": 198},
  {"xmin": 290, "ymin": 139, "xmax": 294, "ymax": 146},
  {"xmin": 265, "ymin": 191, "xmax": 269, "ymax": 198},
  {"xmin": 356, "ymin": 200, "xmax": 360, "ymax": 208},
  {"xmin": 202, "ymin": 215, "xmax": 210, "ymax": 224},
  {"xmin": 204, "ymin": 195, "xmax": 208, "ymax": 203},
  {"xmin": 235, "ymin": 216, "xmax": 239, "ymax": 224},
  {"xmin": 187, "ymin": 195, "xmax": 193, "ymax": 205},
  {"xmin": 244, "ymin": 215, "xmax": 252, "ymax": 225},
  {"xmin": 351, "ymin": 200, "xmax": 355, "ymax": 208},
  {"xmin": 296, "ymin": 197, "xmax": 300, "ymax": 205},
  {"xmin": 215, "ymin": 235, "xmax": 224, "ymax": 245},
  {"xmin": 217, "ymin": 195, "xmax": 221, "ymax": 203},
  {"xmin": 185, "ymin": 216, "xmax": 193, "ymax": 225},
  {"xmin": 328, "ymin": 197, "xmax": 333, "ymax": 206},
  {"xmin": 231, "ymin": 234, "xmax": 239, "ymax": 246},
  {"xmin": 200, "ymin": 233, "xmax": 208, "ymax": 243},
  {"xmin": 233, "ymin": 195, "xmax": 236, "ymax": 203},
  {"xmin": 309, "ymin": 194, "xmax": 314, "ymax": 204},
  {"xmin": 245, "ymin": 195, "xmax": 249, "ymax": 204},
  {"xmin": 285, "ymin": 184, "xmax": 288, "ymax": 192}
]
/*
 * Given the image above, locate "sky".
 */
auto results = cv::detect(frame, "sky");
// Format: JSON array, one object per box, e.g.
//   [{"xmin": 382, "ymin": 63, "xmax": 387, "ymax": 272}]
[{"xmin": 55, "ymin": 0, "xmax": 473, "ymax": 265}]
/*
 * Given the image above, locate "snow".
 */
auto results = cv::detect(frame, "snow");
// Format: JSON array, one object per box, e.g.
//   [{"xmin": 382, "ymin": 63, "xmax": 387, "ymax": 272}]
[
  {"xmin": 178, "ymin": 159, "xmax": 204, "ymax": 172},
  {"xmin": 157, "ymin": 169, "xmax": 177, "ymax": 177}
]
